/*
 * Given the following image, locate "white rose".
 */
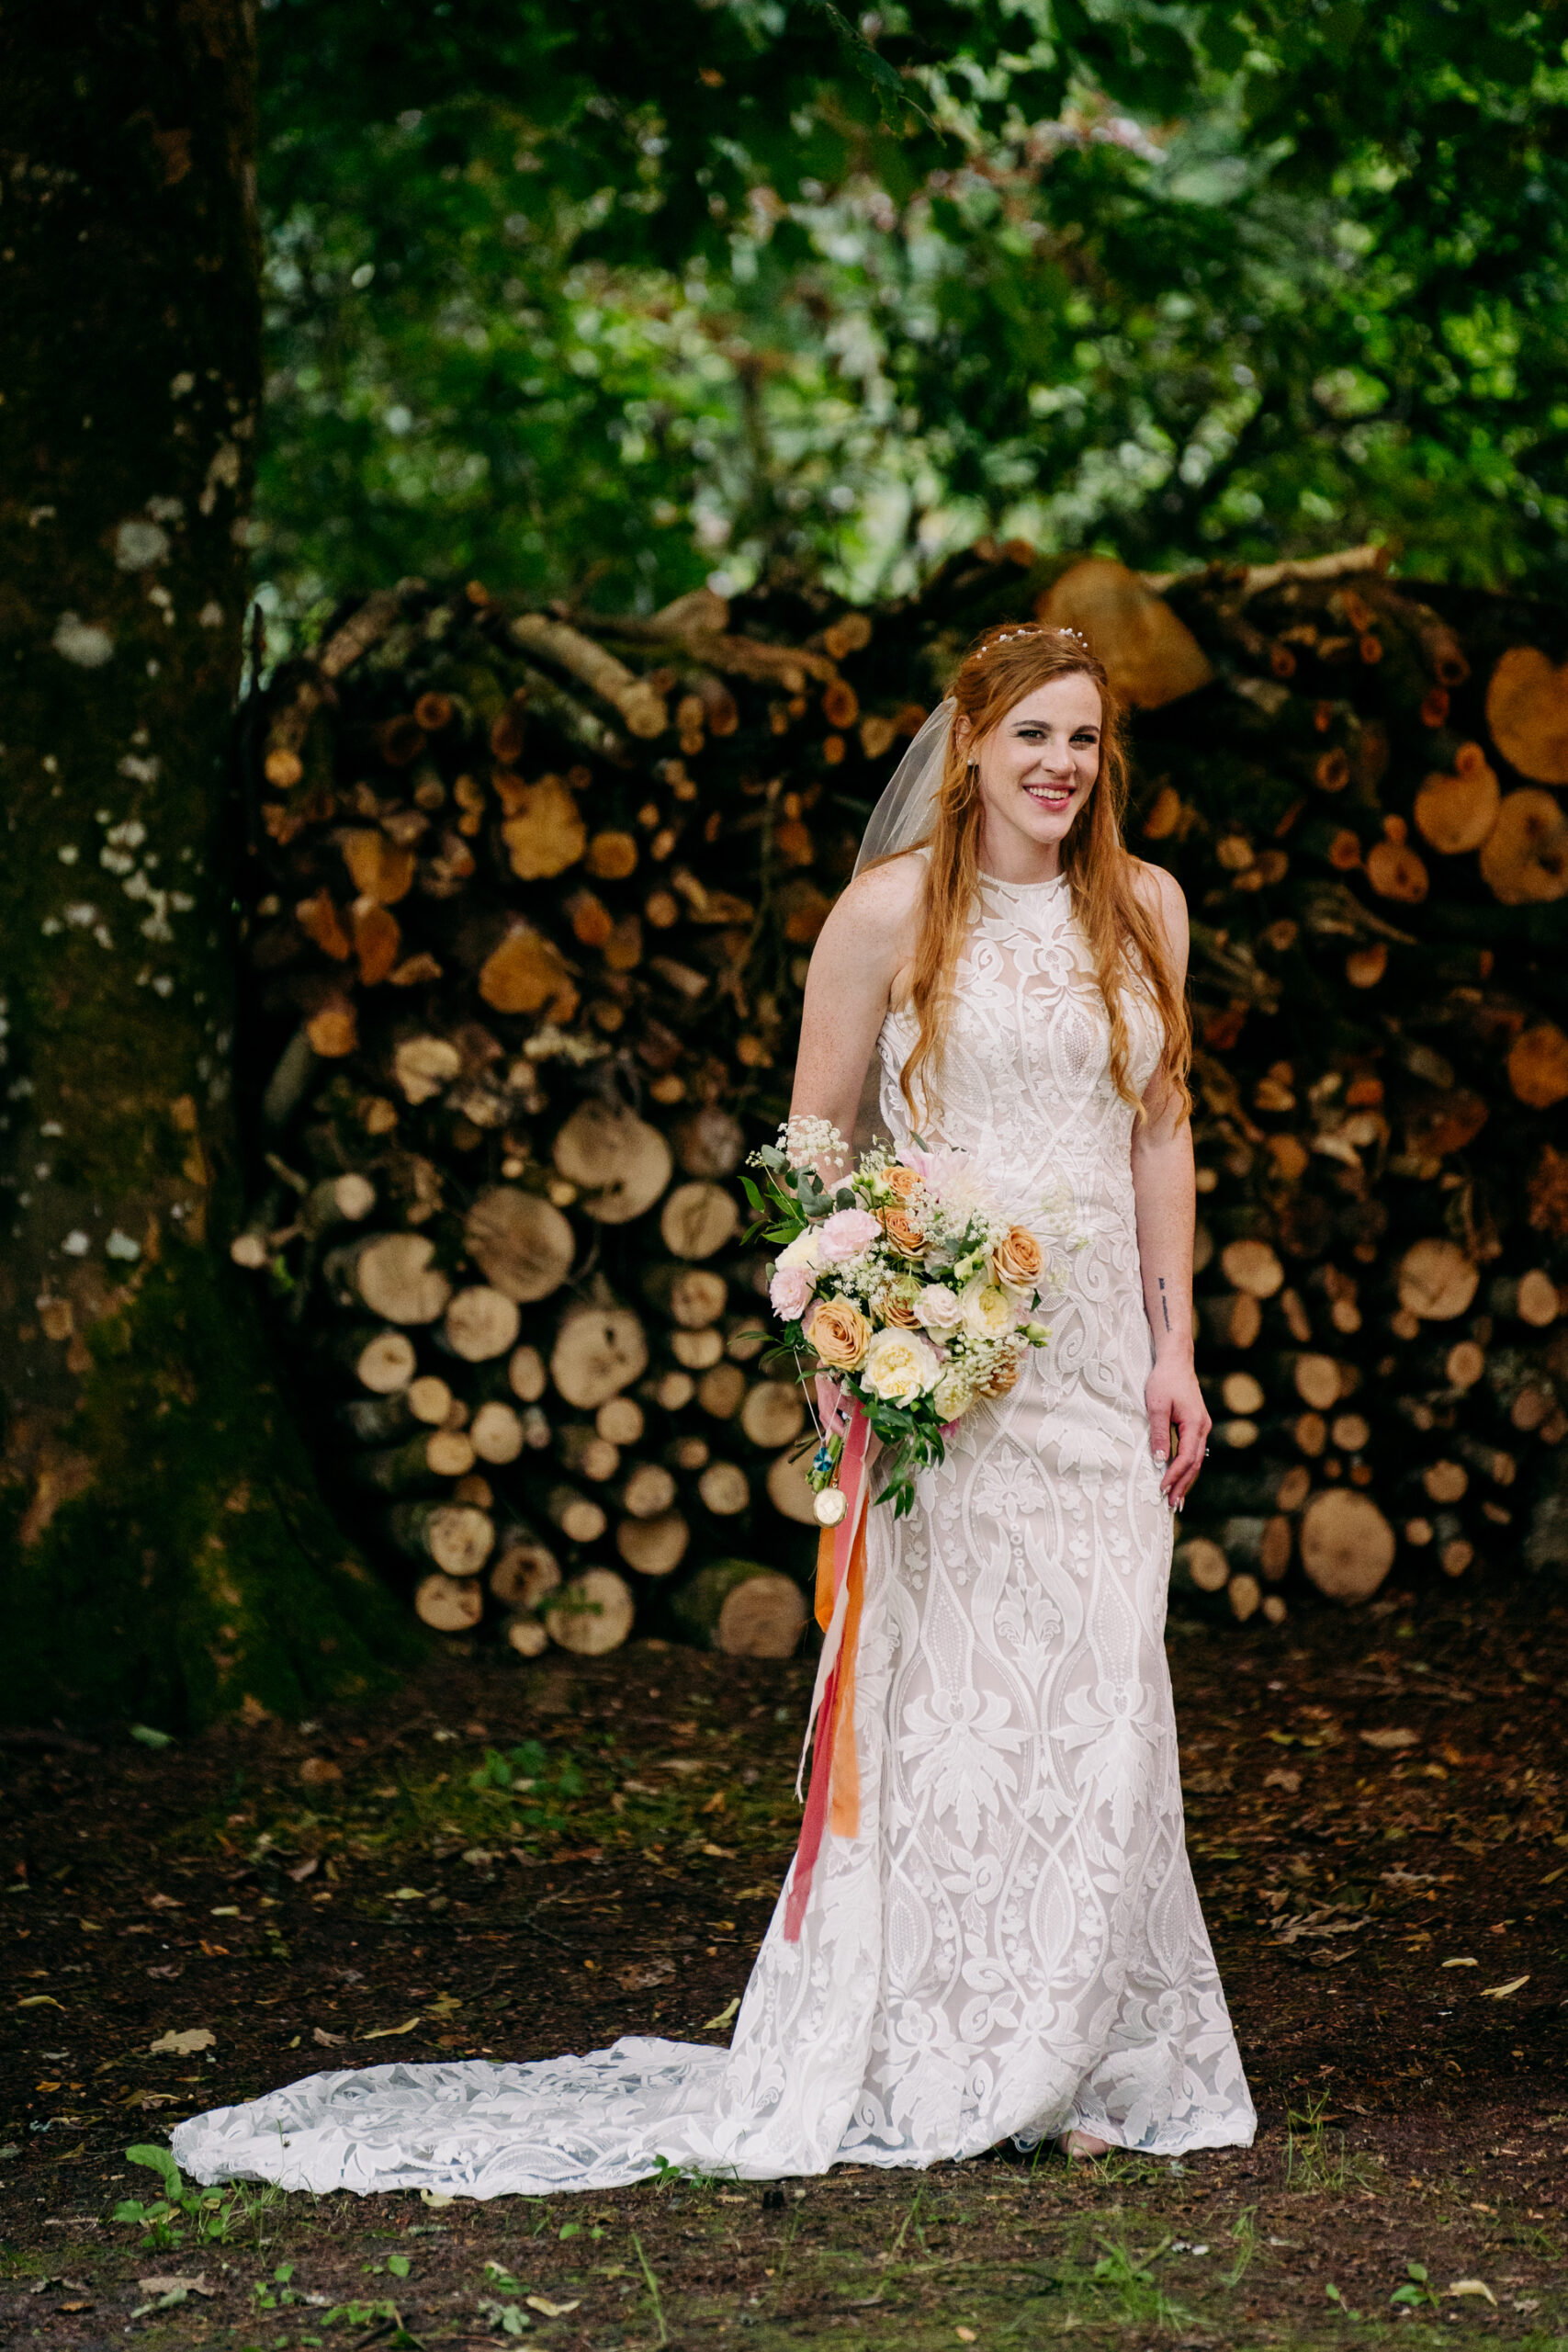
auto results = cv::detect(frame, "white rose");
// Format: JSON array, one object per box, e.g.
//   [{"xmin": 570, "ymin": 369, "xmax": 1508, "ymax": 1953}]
[
  {"xmin": 959, "ymin": 1277, "xmax": 1018, "ymax": 1342},
  {"xmin": 931, "ymin": 1370, "xmax": 974, "ymax": 1421},
  {"xmin": 777, "ymin": 1227, "xmax": 823, "ymax": 1272},
  {"xmin": 860, "ymin": 1325, "xmax": 942, "ymax": 1405},
  {"xmin": 913, "ymin": 1283, "xmax": 964, "ymax": 1336}
]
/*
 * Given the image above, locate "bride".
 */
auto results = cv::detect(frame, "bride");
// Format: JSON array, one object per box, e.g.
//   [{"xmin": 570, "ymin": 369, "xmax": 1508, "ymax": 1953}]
[{"xmin": 174, "ymin": 620, "xmax": 1256, "ymax": 2198}]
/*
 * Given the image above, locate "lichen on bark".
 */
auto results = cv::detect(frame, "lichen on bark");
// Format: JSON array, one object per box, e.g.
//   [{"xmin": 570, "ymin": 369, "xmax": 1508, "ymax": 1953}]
[{"xmin": 0, "ymin": 0, "xmax": 413, "ymax": 1726}]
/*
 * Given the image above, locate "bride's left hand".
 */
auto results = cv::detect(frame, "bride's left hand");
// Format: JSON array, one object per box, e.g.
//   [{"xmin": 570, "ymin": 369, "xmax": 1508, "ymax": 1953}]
[{"xmin": 1145, "ymin": 1359, "xmax": 1211, "ymax": 1509}]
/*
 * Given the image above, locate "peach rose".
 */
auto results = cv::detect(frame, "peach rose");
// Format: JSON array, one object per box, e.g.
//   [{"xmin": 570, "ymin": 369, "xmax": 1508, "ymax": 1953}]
[
  {"xmin": 880, "ymin": 1275, "xmax": 922, "ymax": 1329},
  {"xmin": 994, "ymin": 1226, "xmax": 1043, "ymax": 1288},
  {"xmin": 880, "ymin": 1203, "xmax": 925, "ymax": 1256},
  {"xmin": 807, "ymin": 1295, "xmax": 871, "ymax": 1372},
  {"xmin": 884, "ymin": 1164, "xmax": 921, "ymax": 1202}
]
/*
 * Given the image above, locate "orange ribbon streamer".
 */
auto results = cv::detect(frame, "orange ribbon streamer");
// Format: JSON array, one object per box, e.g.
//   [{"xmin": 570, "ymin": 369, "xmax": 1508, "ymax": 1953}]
[
  {"xmin": 817, "ymin": 1514, "xmax": 864, "ymax": 1838},
  {"xmin": 784, "ymin": 1396, "xmax": 873, "ymax": 1940}
]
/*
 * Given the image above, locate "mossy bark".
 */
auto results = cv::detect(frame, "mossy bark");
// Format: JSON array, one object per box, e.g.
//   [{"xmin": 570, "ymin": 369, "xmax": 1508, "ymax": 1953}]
[{"xmin": 0, "ymin": 0, "xmax": 416, "ymax": 1727}]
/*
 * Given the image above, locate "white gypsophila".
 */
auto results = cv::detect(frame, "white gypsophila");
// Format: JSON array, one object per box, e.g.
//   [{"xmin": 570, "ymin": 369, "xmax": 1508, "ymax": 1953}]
[{"xmin": 779, "ymin": 1114, "xmax": 848, "ymax": 1171}]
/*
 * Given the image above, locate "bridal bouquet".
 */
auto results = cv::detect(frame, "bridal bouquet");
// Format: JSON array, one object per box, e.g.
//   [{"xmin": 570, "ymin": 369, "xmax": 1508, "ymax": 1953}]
[{"xmin": 743, "ymin": 1117, "xmax": 1056, "ymax": 1519}]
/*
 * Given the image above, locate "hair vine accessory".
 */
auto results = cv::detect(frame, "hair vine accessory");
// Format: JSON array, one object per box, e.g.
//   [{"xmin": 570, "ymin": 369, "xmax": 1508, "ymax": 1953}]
[{"xmin": 973, "ymin": 621, "xmax": 1091, "ymax": 659}]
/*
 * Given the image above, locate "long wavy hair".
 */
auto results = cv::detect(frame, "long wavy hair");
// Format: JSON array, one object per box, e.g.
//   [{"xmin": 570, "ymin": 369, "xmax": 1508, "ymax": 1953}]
[{"xmin": 894, "ymin": 621, "xmax": 1192, "ymax": 1130}]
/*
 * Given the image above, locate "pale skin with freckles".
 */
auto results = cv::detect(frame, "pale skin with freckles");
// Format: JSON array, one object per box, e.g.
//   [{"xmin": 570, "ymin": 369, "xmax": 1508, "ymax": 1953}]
[{"xmin": 790, "ymin": 671, "xmax": 1212, "ymax": 1511}]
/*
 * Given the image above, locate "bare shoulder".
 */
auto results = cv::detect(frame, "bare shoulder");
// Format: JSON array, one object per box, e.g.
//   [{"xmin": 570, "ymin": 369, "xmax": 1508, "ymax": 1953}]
[
  {"xmin": 1130, "ymin": 857, "xmax": 1188, "ymax": 949},
  {"xmin": 819, "ymin": 853, "xmax": 925, "ymax": 951}
]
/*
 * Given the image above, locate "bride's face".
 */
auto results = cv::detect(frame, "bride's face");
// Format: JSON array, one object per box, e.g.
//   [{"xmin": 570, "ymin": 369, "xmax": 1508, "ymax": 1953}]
[{"xmin": 964, "ymin": 673, "xmax": 1102, "ymax": 869}]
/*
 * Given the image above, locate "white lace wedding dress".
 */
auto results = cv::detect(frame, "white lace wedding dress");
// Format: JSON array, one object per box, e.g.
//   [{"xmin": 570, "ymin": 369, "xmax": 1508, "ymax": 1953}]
[{"xmin": 175, "ymin": 869, "xmax": 1256, "ymax": 2198}]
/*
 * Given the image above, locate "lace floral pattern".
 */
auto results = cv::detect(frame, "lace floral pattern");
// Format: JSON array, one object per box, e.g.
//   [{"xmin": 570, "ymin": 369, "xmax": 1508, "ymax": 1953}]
[{"xmin": 173, "ymin": 872, "xmax": 1255, "ymax": 2200}]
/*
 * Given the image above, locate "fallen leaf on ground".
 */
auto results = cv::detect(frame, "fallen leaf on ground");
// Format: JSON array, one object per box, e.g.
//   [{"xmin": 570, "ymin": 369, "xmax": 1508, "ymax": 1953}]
[
  {"xmin": 138, "ymin": 2275, "xmax": 212, "ymax": 2297},
  {"xmin": 617, "ymin": 1959, "xmax": 675, "ymax": 1992},
  {"xmin": 362, "ymin": 2017, "xmax": 423, "ymax": 2040},
  {"xmin": 1479, "ymin": 1975, "xmax": 1529, "ymax": 1998},
  {"xmin": 704, "ymin": 1996, "xmax": 740, "ymax": 2030},
  {"xmin": 17, "ymin": 1996, "xmax": 65, "ymax": 2009},
  {"xmin": 287, "ymin": 1858, "xmax": 319, "ymax": 1883},
  {"xmin": 299, "ymin": 1757, "xmax": 342, "ymax": 1785},
  {"xmin": 389, "ymin": 1887, "xmax": 431, "ymax": 1902},
  {"xmin": 312, "ymin": 2027, "xmax": 347, "ymax": 2048},
  {"xmin": 1359, "ymin": 1728, "xmax": 1419, "ymax": 1750},
  {"xmin": 526, "ymin": 2296, "xmax": 581, "ymax": 2317},
  {"xmin": 149, "ymin": 2028, "xmax": 215, "ymax": 2055},
  {"xmin": 1448, "ymin": 2279, "xmax": 1497, "ymax": 2304},
  {"xmin": 1440, "ymin": 1957, "xmax": 1478, "ymax": 1968},
  {"xmin": 730, "ymin": 1883, "xmax": 780, "ymax": 1901}
]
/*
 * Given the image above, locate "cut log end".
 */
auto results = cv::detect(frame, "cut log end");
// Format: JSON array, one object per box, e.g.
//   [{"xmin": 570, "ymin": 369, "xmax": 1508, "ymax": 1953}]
[
  {"xmin": 465, "ymin": 1186, "xmax": 575, "ymax": 1303},
  {"xmin": 615, "ymin": 1511, "xmax": 691, "ymax": 1577},
  {"xmin": 766, "ymin": 1448, "xmax": 819, "ymax": 1525},
  {"xmin": 444, "ymin": 1285, "xmax": 523, "ymax": 1363},
  {"xmin": 1299, "ymin": 1488, "xmax": 1396, "ymax": 1603},
  {"xmin": 660, "ymin": 1180, "xmax": 739, "ymax": 1261},
  {"xmin": 1397, "ymin": 1238, "xmax": 1480, "ymax": 1322},
  {"xmin": 353, "ymin": 1329, "xmax": 418, "ymax": 1394},
  {"xmin": 414, "ymin": 1573, "xmax": 485, "ymax": 1634},
  {"xmin": 671, "ymin": 1559, "xmax": 808, "ymax": 1657},
  {"xmin": 1173, "ymin": 1538, "xmax": 1229, "ymax": 1594},
  {"xmin": 545, "ymin": 1567, "xmax": 636, "ymax": 1656},
  {"xmin": 551, "ymin": 1306, "xmax": 650, "ymax": 1410},
  {"xmin": 554, "ymin": 1103, "xmax": 673, "ymax": 1225}
]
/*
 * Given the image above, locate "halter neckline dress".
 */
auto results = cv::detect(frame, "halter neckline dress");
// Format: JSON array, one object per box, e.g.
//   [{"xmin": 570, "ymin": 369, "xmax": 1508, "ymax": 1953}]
[{"xmin": 173, "ymin": 869, "xmax": 1255, "ymax": 2196}]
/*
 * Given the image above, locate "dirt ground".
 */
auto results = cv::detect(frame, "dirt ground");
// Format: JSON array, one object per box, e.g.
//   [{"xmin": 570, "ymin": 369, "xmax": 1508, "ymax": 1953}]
[{"xmin": 4, "ymin": 1581, "xmax": 1567, "ymax": 2351}]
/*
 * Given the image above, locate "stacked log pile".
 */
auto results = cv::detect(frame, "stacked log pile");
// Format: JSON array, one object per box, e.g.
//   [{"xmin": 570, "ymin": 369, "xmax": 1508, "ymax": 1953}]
[
  {"xmin": 1116, "ymin": 555, "xmax": 1568, "ymax": 1623},
  {"xmin": 233, "ymin": 547, "xmax": 1568, "ymax": 1655}
]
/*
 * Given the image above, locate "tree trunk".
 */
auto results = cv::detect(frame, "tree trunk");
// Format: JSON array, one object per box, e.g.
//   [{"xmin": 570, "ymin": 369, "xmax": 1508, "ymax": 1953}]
[{"xmin": 0, "ymin": 0, "xmax": 412, "ymax": 1726}]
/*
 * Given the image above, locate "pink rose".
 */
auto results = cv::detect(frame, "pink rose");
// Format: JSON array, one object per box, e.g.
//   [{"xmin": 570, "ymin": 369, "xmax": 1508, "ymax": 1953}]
[
  {"xmin": 770, "ymin": 1261, "xmax": 817, "ymax": 1321},
  {"xmin": 818, "ymin": 1207, "xmax": 882, "ymax": 1264}
]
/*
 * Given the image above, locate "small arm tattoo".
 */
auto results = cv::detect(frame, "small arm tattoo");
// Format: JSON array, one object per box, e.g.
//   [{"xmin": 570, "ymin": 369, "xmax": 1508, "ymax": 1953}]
[{"xmin": 1157, "ymin": 1275, "xmax": 1170, "ymax": 1332}]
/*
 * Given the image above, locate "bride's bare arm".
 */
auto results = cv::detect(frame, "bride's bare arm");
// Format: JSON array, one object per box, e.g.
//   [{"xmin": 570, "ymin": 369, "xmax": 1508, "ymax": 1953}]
[
  {"xmin": 789, "ymin": 857, "xmax": 923, "ymax": 1150},
  {"xmin": 1130, "ymin": 864, "xmax": 1211, "ymax": 1510}
]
